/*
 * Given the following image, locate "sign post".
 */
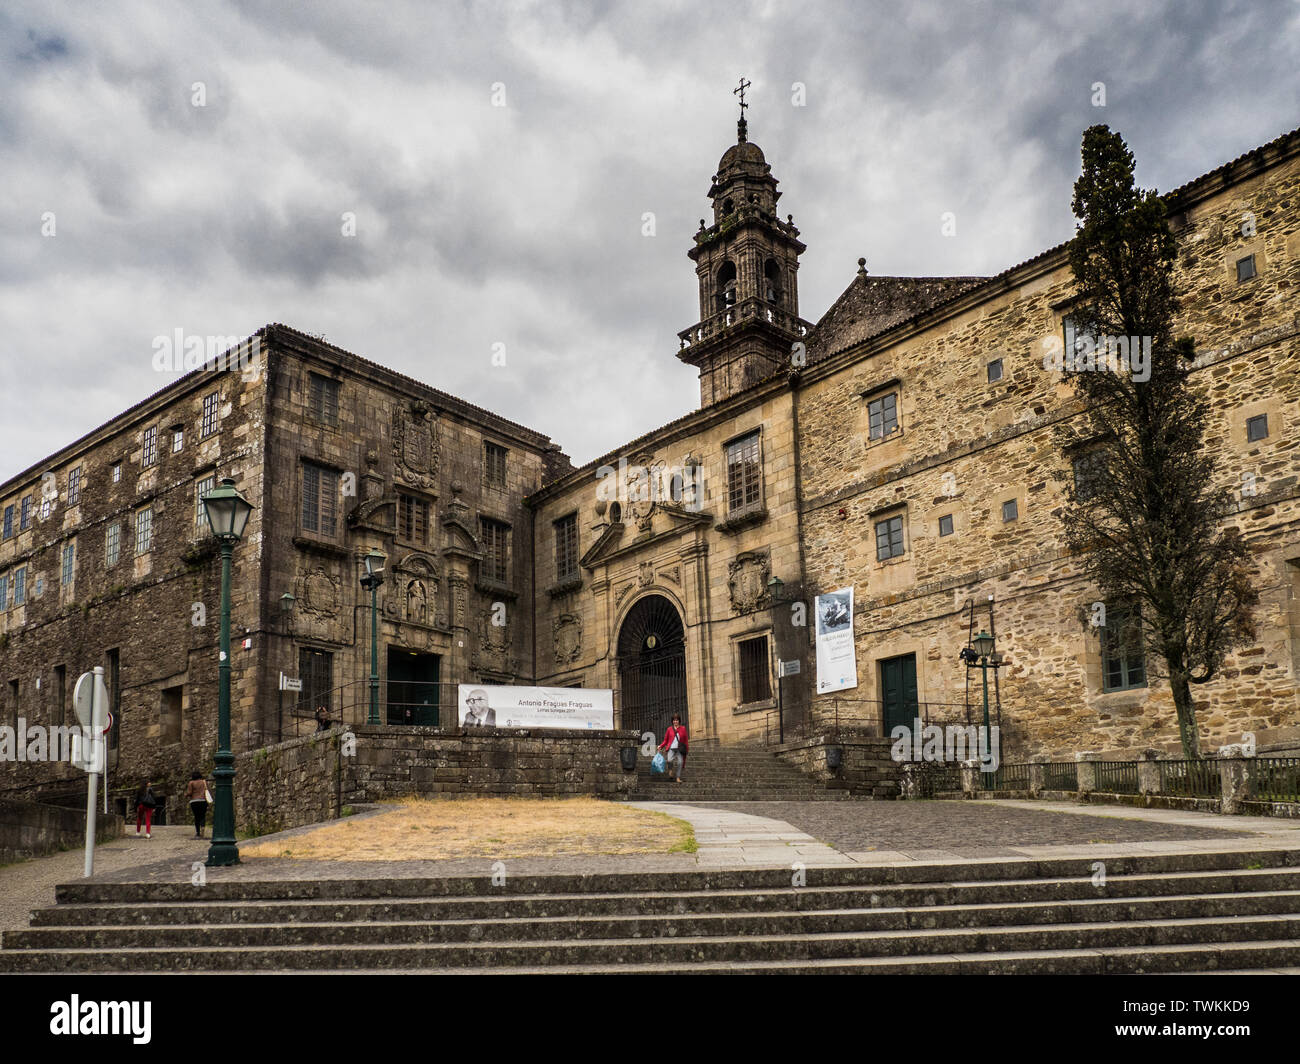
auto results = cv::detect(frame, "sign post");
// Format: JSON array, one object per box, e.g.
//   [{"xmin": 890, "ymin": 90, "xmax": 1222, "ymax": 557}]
[{"xmin": 73, "ymin": 667, "xmax": 110, "ymax": 878}]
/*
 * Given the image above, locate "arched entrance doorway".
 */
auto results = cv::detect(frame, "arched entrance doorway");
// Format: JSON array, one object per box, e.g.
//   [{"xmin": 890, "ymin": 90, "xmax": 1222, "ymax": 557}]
[{"xmin": 617, "ymin": 594, "xmax": 688, "ymax": 737}]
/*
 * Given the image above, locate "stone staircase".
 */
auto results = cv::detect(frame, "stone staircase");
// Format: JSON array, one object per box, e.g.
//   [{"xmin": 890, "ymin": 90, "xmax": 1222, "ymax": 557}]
[
  {"xmin": 4, "ymin": 849, "xmax": 1300, "ymax": 973},
  {"xmin": 628, "ymin": 745, "xmax": 853, "ymax": 801}
]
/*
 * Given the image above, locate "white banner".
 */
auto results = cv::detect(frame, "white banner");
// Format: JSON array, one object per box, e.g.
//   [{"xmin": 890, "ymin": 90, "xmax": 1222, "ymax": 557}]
[
  {"xmin": 814, "ymin": 586, "xmax": 858, "ymax": 694},
  {"xmin": 457, "ymin": 685, "xmax": 614, "ymax": 730}
]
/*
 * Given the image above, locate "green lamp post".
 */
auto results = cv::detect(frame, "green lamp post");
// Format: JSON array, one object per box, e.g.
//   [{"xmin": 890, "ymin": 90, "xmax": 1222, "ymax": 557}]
[
  {"xmin": 360, "ymin": 549, "xmax": 386, "ymax": 725},
  {"xmin": 200, "ymin": 478, "xmax": 254, "ymax": 867},
  {"xmin": 972, "ymin": 630, "xmax": 996, "ymax": 771}
]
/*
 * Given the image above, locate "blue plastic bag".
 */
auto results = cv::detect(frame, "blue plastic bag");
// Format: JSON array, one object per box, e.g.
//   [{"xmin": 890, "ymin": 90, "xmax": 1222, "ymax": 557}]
[{"xmin": 651, "ymin": 752, "xmax": 666, "ymax": 774}]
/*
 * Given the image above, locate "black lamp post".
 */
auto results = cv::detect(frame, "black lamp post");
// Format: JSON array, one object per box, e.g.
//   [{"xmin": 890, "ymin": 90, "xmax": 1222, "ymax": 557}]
[
  {"xmin": 359, "ymin": 549, "xmax": 385, "ymax": 725},
  {"xmin": 277, "ymin": 592, "xmax": 296, "ymax": 742},
  {"xmin": 200, "ymin": 478, "xmax": 254, "ymax": 867},
  {"xmin": 767, "ymin": 575, "xmax": 791, "ymax": 743}
]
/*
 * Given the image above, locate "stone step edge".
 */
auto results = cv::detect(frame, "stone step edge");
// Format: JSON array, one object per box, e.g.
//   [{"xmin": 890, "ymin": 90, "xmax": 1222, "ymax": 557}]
[{"xmin": 53, "ymin": 848, "xmax": 1300, "ymax": 904}]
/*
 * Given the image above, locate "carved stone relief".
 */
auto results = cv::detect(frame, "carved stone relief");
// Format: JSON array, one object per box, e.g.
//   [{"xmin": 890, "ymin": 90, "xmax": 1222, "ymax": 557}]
[
  {"xmin": 393, "ymin": 400, "xmax": 439, "ymax": 489},
  {"xmin": 728, "ymin": 550, "xmax": 772, "ymax": 615},
  {"xmin": 553, "ymin": 613, "xmax": 582, "ymax": 665}
]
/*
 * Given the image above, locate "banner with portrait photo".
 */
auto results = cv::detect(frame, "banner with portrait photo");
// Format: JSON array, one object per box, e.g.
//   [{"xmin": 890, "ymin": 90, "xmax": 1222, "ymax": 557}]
[
  {"xmin": 814, "ymin": 586, "xmax": 858, "ymax": 694},
  {"xmin": 457, "ymin": 685, "xmax": 615, "ymax": 730}
]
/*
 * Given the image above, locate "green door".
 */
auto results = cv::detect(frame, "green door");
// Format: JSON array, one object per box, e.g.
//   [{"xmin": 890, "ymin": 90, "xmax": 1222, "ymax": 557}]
[{"xmin": 880, "ymin": 654, "xmax": 919, "ymax": 734}]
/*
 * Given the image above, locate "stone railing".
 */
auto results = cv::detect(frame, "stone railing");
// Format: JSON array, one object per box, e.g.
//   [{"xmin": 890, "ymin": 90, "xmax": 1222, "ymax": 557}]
[
  {"xmin": 678, "ymin": 298, "xmax": 810, "ymax": 350},
  {"xmin": 925, "ymin": 751, "xmax": 1300, "ymax": 818}
]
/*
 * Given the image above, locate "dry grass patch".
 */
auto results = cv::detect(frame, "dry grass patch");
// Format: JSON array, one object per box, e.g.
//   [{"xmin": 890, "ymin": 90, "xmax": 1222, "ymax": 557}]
[{"xmin": 241, "ymin": 797, "xmax": 696, "ymax": 861}]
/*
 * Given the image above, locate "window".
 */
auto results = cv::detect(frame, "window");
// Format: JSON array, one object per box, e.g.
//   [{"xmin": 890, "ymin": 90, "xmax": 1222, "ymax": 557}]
[
  {"xmin": 484, "ymin": 442, "xmax": 508, "ymax": 489},
  {"xmin": 1102, "ymin": 604, "xmax": 1147, "ymax": 692},
  {"xmin": 172, "ymin": 428, "xmax": 184, "ymax": 453},
  {"xmin": 938, "ymin": 514, "xmax": 954, "ymax": 537},
  {"xmin": 299, "ymin": 648, "xmax": 333, "ymax": 715},
  {"xmin": 0, "ymin": 574, "xmax": 7, "ymax": 610},
  {"xmin": 20, "ymin": 496, "xmax": 32, "ymax": 531},
  {"xmin": 398, "ymin": 493, "xmax": 430, "ymax": 545},
  {"xmin": 68, "ymin": 467, "xmax": 81, "ymax": 507},
  {"xmin": 301, "ymin": 463, "xmax": 339, "ymax": 536},
  {"xmin": 1001, "ymin": 499, "xmax": 1019, "ymax": 522},
  {"xmin": 142, "ymin": 426, "xmax": 158, "ymax": 468},
  {"xmin": 308, "ymin": 374, "xmax": 340, "ymax": 426},
  {"xmin": 13, "ymin": 568, "xmax": 25, "ymax": 606},
  {"xmin": 1072, "ymin": 450, "xmax": 1109, "ymax": 503},
  {"xmin": 875, "ymin": 514, "xmax": 905, "ymax": 561},
  {"xmin": 1247, "ymin": 414, "xmax": 1269, "ymax": 442},
  {"xmin": 726, "ymin": 432, "xmax": 762, "ymax": 514},
  {"xmin": 135, "ymin": 508, "xmax": 153, "ymax": 554},
  {"xmin": 738, "ymin": 636, "xmax": 772, "ymax": 704},
  {"xmin": 61, "ymin": 541, "xmax": 75, "ymax": 586},
  {"xmin": 716, "ymin": 260, "xmax": 738, "ymax": 313},
  {"xmin": 2, "ymin": 506, "xmax": 11, "ymax": 540},
  {"xmin": 195, "ymin": 475, "xmax": 216, "ymax": 528},
  {"xmin": 161, "ymin": 686, "xmax": 183, "ymax": 746},
  {"xmin": 201, "ymin": 391, "xmax": 219, "ymax": 437},
  {"xmin": 987, "ymin": 359, "xmax": 1004, "ymax": 383},
  {"xmin": 38, "ymin": 495, "xmax": 52, "ymax": 521},
  {"xmin": 480, "ymin": 517, "xmax": 510, "ymax": 585},
  {"xmin": 112, "ymin": 463, "xmax": 122, "ymax": 483},
  {"xmin": 105, "ymin": 522, "xmax": 121, "ymax": 567},
  {"xmin": 555, "ymin": 513, "xmax": 579, "ymax": 582},
  {"xmin": 54, "ymin": 666, "xmax": 66, "ymax": 727},
  {"xmin": 1236, "ymin": 255, "xmax": 1256, "ymax": 282},
  {"xmin": 867, "ymin": 392, "xmax": 899, "ymax": 440}
]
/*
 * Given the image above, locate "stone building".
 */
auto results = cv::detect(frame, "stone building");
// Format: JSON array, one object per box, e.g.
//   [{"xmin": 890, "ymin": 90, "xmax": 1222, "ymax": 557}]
[{"xmin": 2, "ymin": 114, "xmax": 1298, "ymax": 812}]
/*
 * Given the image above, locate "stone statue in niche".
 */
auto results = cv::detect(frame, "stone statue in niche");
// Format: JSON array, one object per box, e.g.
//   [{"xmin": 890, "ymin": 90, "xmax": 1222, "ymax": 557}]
[{"xmin": 406, "ymin": 579, "xmax": 428, "ymax": 625}]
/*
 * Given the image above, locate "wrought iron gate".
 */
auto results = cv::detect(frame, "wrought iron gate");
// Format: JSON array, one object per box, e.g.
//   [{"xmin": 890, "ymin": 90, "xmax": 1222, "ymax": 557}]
[{"xmin": 617, "ymin": 595, "xmax": 688, "ymax": 738}]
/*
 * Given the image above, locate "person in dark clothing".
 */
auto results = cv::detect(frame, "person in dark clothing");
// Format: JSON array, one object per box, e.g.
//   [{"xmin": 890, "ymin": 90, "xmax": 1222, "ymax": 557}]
[
  {"xmin": 184, "ymin": 772, "xmax": 210, "ymax": 838},
  {"xmin": 135, "ymin": 781, "xmax": 157, "ymax": 838},
  {"xmin": 314, "ymin": 705, "xmax": 331, "ymax": 733}
]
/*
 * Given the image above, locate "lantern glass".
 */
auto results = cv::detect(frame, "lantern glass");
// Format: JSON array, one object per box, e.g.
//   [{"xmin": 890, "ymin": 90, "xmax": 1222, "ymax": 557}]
[
  {"xmin": 201, "ymin": 478, "xmax": 253, "ymax": 541},
  {"xmin": 362, "ymin": 549, "xmax": 386, "ymax": 585},
  {"xmin": 973, "ymin": 631, "xmax": 996, "ymax": 658}
]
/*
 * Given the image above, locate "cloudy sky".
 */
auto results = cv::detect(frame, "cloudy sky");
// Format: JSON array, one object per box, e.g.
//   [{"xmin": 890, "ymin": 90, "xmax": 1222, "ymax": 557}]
[{"xmin": 2, "ymin": 0, "xmax": 1296, "ymax": 475}]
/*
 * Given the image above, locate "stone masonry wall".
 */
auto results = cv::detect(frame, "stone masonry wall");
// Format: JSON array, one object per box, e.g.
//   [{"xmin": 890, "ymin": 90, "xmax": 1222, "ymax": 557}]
[
  {"xmin": 234, "ymin": 728, "xmax": 344, "ymax": 837},
  {"xmin": 0, "ymin": 797, "xmax": 123, "ymax": 864},
  {"xmin": 774, "ymin": 734, "xmax": 900, "ymax": 797}
]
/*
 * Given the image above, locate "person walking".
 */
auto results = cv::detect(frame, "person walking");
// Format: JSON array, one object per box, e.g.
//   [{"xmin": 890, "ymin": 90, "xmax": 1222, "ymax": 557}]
[
  {"xmin": 184, "ymin": 771, "xmax": 211, "ymax": 839},
  {"xmin": 657, "ymin": 714, "xmax": 689, "ymax": 783},
  {"xmin": 134, "ymin": 781, "xmax": 158, "ymax": 838}
]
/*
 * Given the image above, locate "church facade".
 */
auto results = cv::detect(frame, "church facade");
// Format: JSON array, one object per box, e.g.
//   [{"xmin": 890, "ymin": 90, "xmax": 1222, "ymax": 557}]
[{"xmin": 2, "ymin": 117, "xmax": 1298, "ymax": 808}]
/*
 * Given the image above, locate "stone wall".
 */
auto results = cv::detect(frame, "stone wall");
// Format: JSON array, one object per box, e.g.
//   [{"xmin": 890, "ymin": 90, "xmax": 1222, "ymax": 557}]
[
  {"xmin": 233, "ymin": 728, "xmax": 345, "ymax": 837},
  {"xmin": 0, "ymin": 797, "xmax": 123, "ymax": 864},
  {"xmin": 234, "ymin": 725, "xmax": 641, "ymax": 836},
  {"xmin": 774, "ymin": 734, "xmax": 899, "ymax": 797}
]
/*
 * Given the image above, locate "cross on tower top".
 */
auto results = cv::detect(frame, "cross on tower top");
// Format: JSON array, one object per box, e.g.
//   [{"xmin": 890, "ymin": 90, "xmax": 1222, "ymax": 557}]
[{"xmin": 733, "ymin": 77, "xmax": 751, "ymax": 142}]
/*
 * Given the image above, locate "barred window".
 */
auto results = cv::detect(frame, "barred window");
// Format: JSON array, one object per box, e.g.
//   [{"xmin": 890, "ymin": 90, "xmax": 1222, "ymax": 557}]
[
  {"xmin": 309, "ymin": 374, "xmax": 340, "ymax": 426},
  {"xmin": 68, "ymin": 467, "xmax": 81, "ymax": 507},
  {"xmin": 299, "ymin": 648, "xmax": 333, "ymax": 715},
  {"xmin": 867, "ymin": 392, "xmax": 899, "ymax": 440},
  {"xmin": 201, "ymin": 392, "xmax": 219, "ymax": 438},
  {"xmin": 301, "ymin": 463, "xmax": 338, "ymax": 536},
  {"xmin": 14, "ymin": 567, "xmax": 26, "ymax": 606},
  {"xmin": 1102, "ymin": 604, "xmax": 1147, "ymax": 692},
  {"xmin": 875, "ymin": 514, "xmax": 905, "ymax": 561},
  {"xmin": 554, "ymin": 513, "xmax": 579, "ymax": 582},
  {"xmin": 105, "ymin": 522, "xmax": 121, "ymax": 567},
  {"xmin": 398, "ymin": 493, "xmax": 429, "ymax": 545},
  {"xmin": 20, "ymin": 496, "xmax": 32, "ymax": 531},
  {"xmin": 142, "ymin": 426, "xmax": 158, "ymax": 468},
  {"xmin": 480, "ymin": 517, "xmax": 510, "ymax": 585},
  {"xmin": 1073, "ymin": 450, "xmax": 1110, "ymax": 503},
  {"xmin": 726, "ymin": 432, "xmax": 762, "ymax": 514},
  {"xmin": 61, "ymin": 541, "xmax": 75, "ymax": 586},
  {"xmin": 738, "ymin": 636, "xmax": 772, "ymax": 704},
  {"xmin": 484, "ymin": 442, "xmax": 508, "ymax": 489},
  {"xmin": 135, "ymin": 508, "xmax": 153, "ymax": 555},
  {"xmin": 195, "ymin": 475, "xmax": 216, "ymax": 528}
]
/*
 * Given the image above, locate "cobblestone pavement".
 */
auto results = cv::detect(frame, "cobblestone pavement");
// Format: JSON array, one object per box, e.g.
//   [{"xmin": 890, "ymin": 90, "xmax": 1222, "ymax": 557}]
[
  {"xmin": 691, "ymin": 799, "xmax": 1270, "ymax": 860},
  {"xmin": 0, "ymin": 825, "xmax": 206, "ymax": 933}
]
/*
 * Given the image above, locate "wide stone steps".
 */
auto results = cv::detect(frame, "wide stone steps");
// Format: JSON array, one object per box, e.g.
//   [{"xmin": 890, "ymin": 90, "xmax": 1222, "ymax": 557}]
[
  {"xmin": 628, "ymin": 746, "xmax": 853, "ymax": 801},
  {"xmin": 26, "ymin": 868, "xmax": 1300, "ymax": 926},
  {"xmin": 3, "ymin": 849, "xmax": 1300, "ymax": 973}
]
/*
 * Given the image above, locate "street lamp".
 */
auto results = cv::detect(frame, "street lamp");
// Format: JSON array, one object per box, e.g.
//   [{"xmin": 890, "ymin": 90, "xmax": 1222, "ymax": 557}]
[
  {"xmin": 359, "ymin": 549, "xmax": 386, "ymax": 725},
  {"xmin": 200, "ymin": 478, "xmax": 254, "ymax": 867},
  {"xmin": 967, "ymin": 630, "xmax": 997, "ymax": 772},
  {"xmin": 767, "ymin": 575, "xmax": 793, "ymax": 744}
]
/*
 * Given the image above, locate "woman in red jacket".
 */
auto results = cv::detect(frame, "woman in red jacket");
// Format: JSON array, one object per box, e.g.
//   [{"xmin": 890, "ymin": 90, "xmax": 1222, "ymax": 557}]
[{"xmin": 658, "ymin": 715, "xmax": 689, "ymax": 783}]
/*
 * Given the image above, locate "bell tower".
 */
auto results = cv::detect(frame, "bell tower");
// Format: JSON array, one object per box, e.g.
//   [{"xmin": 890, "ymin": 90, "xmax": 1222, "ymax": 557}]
[{"xmin": 677, "ymin": 80, "xmax": 809, "ymax": 407}]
